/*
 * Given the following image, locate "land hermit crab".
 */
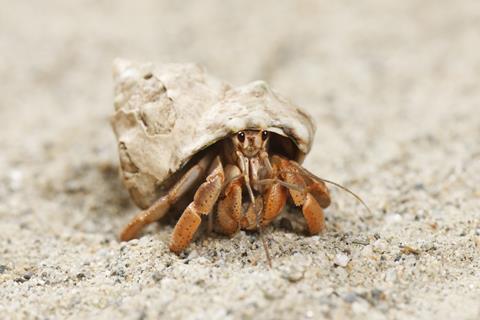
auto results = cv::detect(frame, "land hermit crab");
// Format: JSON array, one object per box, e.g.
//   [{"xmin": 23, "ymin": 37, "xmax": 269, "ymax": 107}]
[{"xmin": 112, "ymin": 59, "xmax": 366, "ymax": 260}]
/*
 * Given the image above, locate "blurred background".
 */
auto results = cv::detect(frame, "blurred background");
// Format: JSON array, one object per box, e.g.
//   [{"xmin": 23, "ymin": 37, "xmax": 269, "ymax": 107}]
[
  {"xmin": 2, "ymin": 1, "xmax": 479, "ymax": 179},
  {"xmin": 1, "ymin": 1, "xmax": 479, "ymax": 319}
]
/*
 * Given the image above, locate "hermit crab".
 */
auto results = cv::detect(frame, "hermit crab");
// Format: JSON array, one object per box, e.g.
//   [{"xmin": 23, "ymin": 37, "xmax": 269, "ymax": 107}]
[{"xmin": 112, "ymin": 59, "xmax": 367, "ymax": 261}]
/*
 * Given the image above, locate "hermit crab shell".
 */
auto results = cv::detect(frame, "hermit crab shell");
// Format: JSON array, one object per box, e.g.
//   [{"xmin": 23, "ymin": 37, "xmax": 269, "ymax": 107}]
[{"xmin": 112, "ymin": 59, "xmax": 316, "ymax": 209}]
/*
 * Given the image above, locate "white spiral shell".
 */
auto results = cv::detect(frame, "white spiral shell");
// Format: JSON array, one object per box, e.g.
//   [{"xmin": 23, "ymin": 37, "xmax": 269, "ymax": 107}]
[{"xmin": 112, "ymin": 59, "xmax": 315, "ymax": 208}]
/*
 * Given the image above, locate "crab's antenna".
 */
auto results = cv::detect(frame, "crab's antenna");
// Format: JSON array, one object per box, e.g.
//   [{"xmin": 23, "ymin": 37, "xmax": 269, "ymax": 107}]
[
  {"xmin": 259, "ymin": 170, "xmax": 372, "ymax": 216},
  {"xmin": 257, "ymin": 178, "xmax": 303, "ymax": 192},
  {"xmin": 312, "ymin": 177, "xmax": 372, "ymax": 215},
  {"xmin": 234, "ymin": 164, "xmax": 273, "ymax": 268},
  {"xmin": 248, "ymin": 192, "xmax": 272, "ymax": 269},
  {"xmin": 248, "ymin": 191, "xmax": 272, "ymax": 268},
  {"xmin": 296, "ymin": 166, "xmax": 373, "ymax": 216},
  {"xmin": 254, "ymin": 201, "xmax": 272, "ymax": 268},
  {"xmin": 258, "ymin": 226, "xmax": 273, "ymax": 268}
]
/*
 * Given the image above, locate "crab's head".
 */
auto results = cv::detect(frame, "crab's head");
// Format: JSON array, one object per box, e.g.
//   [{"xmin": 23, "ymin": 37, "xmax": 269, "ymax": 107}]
[{"xmin": 231, "ymin": 130, "xmax": 270, "ymax": 158}]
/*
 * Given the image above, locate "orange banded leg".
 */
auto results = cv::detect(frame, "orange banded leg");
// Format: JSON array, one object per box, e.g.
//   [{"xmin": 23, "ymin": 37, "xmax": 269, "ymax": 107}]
[
  {"xmin": 261, "ymin": 183, "xmax": 288, "ymax": 227},
  {"xmin": 275, "ymin": 156, "xmax": 328, "ymax": 234},
  {"xmin": 217, "ymin": 165, "xmax": 242, "ymax": 235},
  {"xmin": 120, "ymin": 154, "xmax": 213, "ymax": 241},
  {"xmin": 285, "ymin": 158, "xmax": 331, "ymax": 208},
  {"xmin": 307, "ymin": 181, "xmax": 331, "ymax": 209},
  {"xmin": 169, "ymin": 156, "xmax": 224, "ymax": 253},
  {"xmin": 302, "ymin": 193, "xmax": 326, "ymax": 234},
  {"xmin": 217, "ymin": 180, "xmax": 242, "ymax": 235},
  {"xmin": 283, "ymin": 171, "xmax": 307, "ymax": 206}
]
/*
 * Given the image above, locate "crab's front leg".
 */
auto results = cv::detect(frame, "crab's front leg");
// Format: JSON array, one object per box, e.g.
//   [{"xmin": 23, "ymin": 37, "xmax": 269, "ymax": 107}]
[
  {"xmin": 169, "ymin": 156, "xmax": 225, "ymax": 254},
  {"xmin": 217, "ymin": 165, "xmax": 243, "ymax": 235},
  {"xmin": 217, "ymin": 167, "xmax": 275, "ymax": 234},
  {"xmin": 220, "ymin": 155, "xmax": 288, "ymax": 231},
  {"xmin": 261, "ymin": 182, "xmax": 288, "ymax": 227}
]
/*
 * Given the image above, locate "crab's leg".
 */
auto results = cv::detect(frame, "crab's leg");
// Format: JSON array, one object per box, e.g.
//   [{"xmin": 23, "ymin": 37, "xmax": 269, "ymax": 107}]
[
  {"xmin": 120, "ymin": 154, "xmax": 213, "ymax": 241},
  {"xmin": 272, "ymin": 155, "xmax": 328, "ymax": 234},
  {"xmin": 302, "ymin": 193, "xmax": 326, "ymax": 234},
  {"xmin": 217, "ymin": 165, "xmax": 243, "ymax": 235},
  {"xmin": 217, "ymin": 176, "xmax": 282, "ymax": 232},
  {"xmin": 169, "ymin": 156, "xmax": 224, "ymax": 254},
  {"xmin": 281, "ymin": 157, "xmax": 331, "ymax": 208},
  {"xmin": 261, "ymin": 182, "xmax": 288, "ymax": 227}
]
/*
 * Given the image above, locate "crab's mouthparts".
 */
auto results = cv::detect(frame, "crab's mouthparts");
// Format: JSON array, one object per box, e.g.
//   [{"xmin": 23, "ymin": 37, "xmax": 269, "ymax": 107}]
[{"xmin": 243, "ymin": 147, "xmax": 260, "ymax": 157}]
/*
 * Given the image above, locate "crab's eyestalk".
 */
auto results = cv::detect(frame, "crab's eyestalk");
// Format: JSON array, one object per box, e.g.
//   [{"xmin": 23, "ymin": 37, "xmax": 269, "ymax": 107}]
[
  {"xmin": 237, "ymin": 131, "xmax": 246, "ymax": 143},
  {"xmin": 261, "ymin": 130, "xmax": 269, "ymax": 141}
]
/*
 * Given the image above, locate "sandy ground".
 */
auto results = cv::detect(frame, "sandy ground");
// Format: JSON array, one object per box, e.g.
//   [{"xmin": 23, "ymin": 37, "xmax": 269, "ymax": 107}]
[{"xmin": 1, "ymin": 1, "xmax": 480, "ymax": 319}]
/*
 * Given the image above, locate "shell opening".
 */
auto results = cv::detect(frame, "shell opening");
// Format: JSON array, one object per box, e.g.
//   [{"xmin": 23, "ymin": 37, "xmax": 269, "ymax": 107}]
[{"xmin": 267, "ymin": 132, "xmax": 303, "ymax": 162}]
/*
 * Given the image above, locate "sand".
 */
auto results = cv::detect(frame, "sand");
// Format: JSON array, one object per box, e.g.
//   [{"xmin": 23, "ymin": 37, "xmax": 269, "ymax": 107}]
[{"xmin": 0, "ymin": 1, "xmax": 479, "ymax": 319}]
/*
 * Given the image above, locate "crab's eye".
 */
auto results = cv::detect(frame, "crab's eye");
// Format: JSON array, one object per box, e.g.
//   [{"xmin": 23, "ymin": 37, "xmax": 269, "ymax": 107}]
[
  {"xmin": 237, "ymin": 131, "xmax": 245, "ymax": 142},
  {"xmin": 261, "ymin": 130, "xmax": 269, "ymax": 141}
]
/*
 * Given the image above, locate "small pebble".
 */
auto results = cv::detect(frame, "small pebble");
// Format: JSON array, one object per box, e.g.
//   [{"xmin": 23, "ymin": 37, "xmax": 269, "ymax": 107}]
[
  {"xmin": 152, "ymin": 272, "xmax": 164, "ymax": 282},
  {"xmin": 400, "ymin": 246, "xmax": 420, "ymax": 255},
  {"xmin": 420, "ymin": 243, "xmax": 436, "ymax": 251},
  {"xmin": 352, "ymin": 238, "xmax": 370, "ymax": 246},
  {"xmin": 414, "ymin": 183, "xmax": 425, "ymax": 190},
  {"xmin": 385, "ymin": 268, "xmax": 397, "ymax": 283},
  {"xmin": 343, "ymin": 292, "xmax": 358, "ymax": 303},
  {"xmin": 14, "ymin": 273, "xmax": 33, "ymax": 283},
  {"xmin": 8, "ymin": 170, "xmax": 23, "ymax": 191},
  {"xmin": 373, "ymin": 239, "xmax": 388, "ymax": 253},
  {"xmin": 474, "ymin": 236, "xmax": 480, "ymax": 248},
  {"xmin": 0, "ymin": 265, "xmax": 7, "ymax": 274},
  {"xmin": 385, "ymin": 213, "xmax": 402, "ymax": 224},
  {"xmin": 280, "ymin": 265, "xmax": 305, "ymax": 283},
  {"xmin": 370, "ymin": 289, "xmax": 385, "ymax": 301},
  {"xmin": 334, "ymin": 253, "xmax": 350, "ymax": 267}
]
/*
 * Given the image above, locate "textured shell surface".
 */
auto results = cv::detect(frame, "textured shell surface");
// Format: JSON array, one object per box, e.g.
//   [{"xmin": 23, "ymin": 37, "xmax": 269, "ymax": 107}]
[{"xmin": 112, "ymin": 59, "xmax": 316, "ymax": 208}]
